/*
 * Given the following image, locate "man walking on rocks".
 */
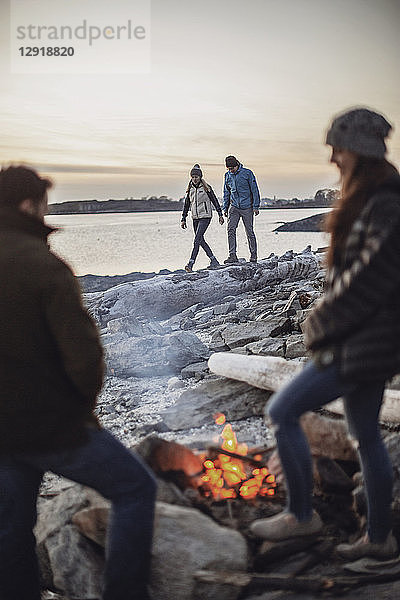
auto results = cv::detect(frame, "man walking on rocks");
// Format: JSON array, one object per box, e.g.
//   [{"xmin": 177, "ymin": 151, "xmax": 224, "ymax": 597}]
[
  {"xmin": 0, "ymin": 165, "xmax": 156, "ymax": 600},
  {"xmin": 223, "ymin": 155, "xmax": 261, "ymax": 263}
]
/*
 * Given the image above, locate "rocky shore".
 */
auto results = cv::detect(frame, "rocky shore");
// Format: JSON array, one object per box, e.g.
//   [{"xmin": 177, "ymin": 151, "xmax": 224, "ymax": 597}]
[{"xmin": 38, "ymin": 247, "xmax": 400, "ymax": 600}]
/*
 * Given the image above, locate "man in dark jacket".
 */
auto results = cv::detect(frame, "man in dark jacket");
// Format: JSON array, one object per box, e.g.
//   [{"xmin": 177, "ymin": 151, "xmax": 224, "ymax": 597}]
[
  {"xmin": 0, "ymin": 166, "xmax": 156, "ymax": 600},
  {"xmin": 223, "ymin": 155, "xmax": 261, "ymax": 263}
]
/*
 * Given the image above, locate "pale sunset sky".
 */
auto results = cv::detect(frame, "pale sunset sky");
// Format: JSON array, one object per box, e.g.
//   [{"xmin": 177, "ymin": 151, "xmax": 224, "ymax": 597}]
[{"xmin": 0, "ymin": 0, "xmax": 399, "ymax": 203}]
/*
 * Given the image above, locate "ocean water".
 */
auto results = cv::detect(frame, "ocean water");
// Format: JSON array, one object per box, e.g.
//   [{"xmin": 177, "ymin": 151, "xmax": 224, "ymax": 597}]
[{"xmin": 45, "ymin": 208, "xmax": 330, "ymax": 276}]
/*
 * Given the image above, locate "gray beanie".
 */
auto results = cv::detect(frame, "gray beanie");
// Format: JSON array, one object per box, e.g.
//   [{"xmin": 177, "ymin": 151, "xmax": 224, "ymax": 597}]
[
  {"xmin": 326, "ymin": 108, "xmax": 392, "ymax": 158},
  {"xmin": 190, "ymin": 164, "xmax": 202, "ymax": 177}
]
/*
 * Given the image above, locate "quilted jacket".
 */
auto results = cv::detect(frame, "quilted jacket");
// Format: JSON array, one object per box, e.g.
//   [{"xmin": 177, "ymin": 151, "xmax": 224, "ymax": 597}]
[{"xmin": 303, "ymin": 174, "xmax": 400, "ymax": 382}]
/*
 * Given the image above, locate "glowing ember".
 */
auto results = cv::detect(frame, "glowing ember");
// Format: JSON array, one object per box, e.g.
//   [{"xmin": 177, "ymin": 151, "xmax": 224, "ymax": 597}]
[
  {"xmin": 214, "ymin": 412, "xmax": 226, "ymax": 425},
  {"xmin": 201, "ymin": 413, "xmax": 277, "ymax": 501}
]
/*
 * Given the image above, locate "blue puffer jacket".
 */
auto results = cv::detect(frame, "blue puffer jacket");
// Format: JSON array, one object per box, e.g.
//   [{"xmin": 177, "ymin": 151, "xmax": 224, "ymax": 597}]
[{"xmin": 223, "ymin": 164, "xmax": 261, "ymax": 211}]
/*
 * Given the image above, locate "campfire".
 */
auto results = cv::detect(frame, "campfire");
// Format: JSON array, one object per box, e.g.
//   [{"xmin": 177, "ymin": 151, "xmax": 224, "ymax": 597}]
[{"xmin": 198, "ymin": 413, "xmax": 277, "ymax": 501}]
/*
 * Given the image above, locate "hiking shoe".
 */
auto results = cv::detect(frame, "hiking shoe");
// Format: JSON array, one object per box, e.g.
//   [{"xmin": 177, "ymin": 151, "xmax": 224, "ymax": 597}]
[
  {"xmin": 208, "ymin": 257, "xmax": 220, "ymax": 269},
  {"xmin": 224, "ymin": 255, "xmax": 239, "ymax": 264},
  {"xmin": 336, "ymin": 532, "xmax": 398, "ymax": 561},
  {"xmin": 250, "ymin": 510, "xmax": 323, "ymax": 542},
  {"xmin": 184, "ymin": 263, "xmax": 194, "ymax": 273}
]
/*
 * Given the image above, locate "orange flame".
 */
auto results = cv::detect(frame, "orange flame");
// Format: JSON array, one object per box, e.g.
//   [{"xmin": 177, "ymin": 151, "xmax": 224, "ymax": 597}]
[{"xmin": 201, "ymin": 413, "xmax": 276, "ymax": 501}]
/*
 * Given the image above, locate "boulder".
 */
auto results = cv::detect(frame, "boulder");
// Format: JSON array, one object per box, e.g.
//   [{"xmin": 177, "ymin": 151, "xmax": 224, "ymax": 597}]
[
  {"xmin": 35, "ymin": 486, "xmax": 104, "ymax": 598},
  {"xmin": 149, "ymin": 502, "xmax": 248, "ymax": 600},
  {"xmin": 106, "ymin": 331, "xmax": 210, "ymax": 377}
]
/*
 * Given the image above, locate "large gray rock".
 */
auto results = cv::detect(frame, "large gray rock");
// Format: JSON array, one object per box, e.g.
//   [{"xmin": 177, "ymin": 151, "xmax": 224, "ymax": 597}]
[
  {"xmin": 38, "ymin": 485, "xmax": 248, "ymax": 600},
  {"xmin": 106, "ymin": 330, "xmax": 210, "ymax": 377},
  {"xmin": 162, "ymin": 378, "xmax": 271, "ymax": 430},
  {"xmin": 150, "ymin": 502, "xmax": 248, "ymax": 600},
  {"xmin": 86, "ymin": 254, "xmax": 321, "ymax": 325}
]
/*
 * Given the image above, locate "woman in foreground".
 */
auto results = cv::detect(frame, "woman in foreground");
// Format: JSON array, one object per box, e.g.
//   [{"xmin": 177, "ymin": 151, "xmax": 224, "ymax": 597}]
[{"xmin": 251, "ymin": 107, "xmax": 400, "ymax": 561}]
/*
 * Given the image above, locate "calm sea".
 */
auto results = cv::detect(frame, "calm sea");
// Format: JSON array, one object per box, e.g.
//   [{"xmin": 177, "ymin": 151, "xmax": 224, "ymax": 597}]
[{"xmin": 45, "ymin": 208, "xmax": 330, "ymax": 276}]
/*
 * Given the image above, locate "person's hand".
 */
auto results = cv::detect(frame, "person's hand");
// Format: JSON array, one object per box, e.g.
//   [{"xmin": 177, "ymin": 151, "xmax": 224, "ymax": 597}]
[
  {"xmin": 254, "ymin": 209, "xmax": 259, "ymax": 216},
  {"xmin": 181, "ymin": 220, "xmax": 187, "ymax": 229},
  {"xmin": 219, "ymin": 215, "xmax": 224, "ymax": 225},
  {"xmin": 224, "ymin": 211, "xmax": 228, "ymax": 218}
]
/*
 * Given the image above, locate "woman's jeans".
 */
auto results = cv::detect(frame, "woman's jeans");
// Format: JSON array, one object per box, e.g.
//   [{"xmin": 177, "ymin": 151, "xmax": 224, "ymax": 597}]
[
  {"xmin": 190, "ymin": 217, "xmax": 213, "ymax": 263},
  {"xmin": 268, "ymin": 360, "xmax": 393, "ymax": 542},
  {"xmin": 0, "ymin": 428, "xmax": 157, "ymax": 600}
]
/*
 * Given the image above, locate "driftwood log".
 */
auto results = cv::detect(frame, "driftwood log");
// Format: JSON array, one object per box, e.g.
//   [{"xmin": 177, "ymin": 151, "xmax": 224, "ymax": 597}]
[{"xmin": 208, "ymin": 353, "xmax": 400, "ymax": 424}]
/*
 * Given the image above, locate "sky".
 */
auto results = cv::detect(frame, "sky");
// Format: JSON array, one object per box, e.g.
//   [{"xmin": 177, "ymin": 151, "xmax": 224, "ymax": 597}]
[{"xmin": 0, "ymin": 0, "xmax": 399, "ymax": 204}]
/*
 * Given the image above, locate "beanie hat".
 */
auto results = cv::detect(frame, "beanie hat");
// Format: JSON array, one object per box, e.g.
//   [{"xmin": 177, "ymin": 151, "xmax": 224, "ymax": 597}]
[
  {"xmin": 326, "ymin": 108, "xmax": 392, "ymax": 159},
  {"xmin": 225, "ymin": 155, "xmax": 239, "ymax": 168},
  {"xmin": 190, "ymin": 164, "xmax": 202, "ymax": 177}
]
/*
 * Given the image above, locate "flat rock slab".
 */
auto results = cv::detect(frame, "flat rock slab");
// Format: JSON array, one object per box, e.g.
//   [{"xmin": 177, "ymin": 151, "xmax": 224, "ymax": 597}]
[
  {"xmin": 162, "ymin": 378, "xmax": 271, "ymax": 431},
  {"xmin": 221, "ymin": 318, "xmax": 291, "ymax": 349}
]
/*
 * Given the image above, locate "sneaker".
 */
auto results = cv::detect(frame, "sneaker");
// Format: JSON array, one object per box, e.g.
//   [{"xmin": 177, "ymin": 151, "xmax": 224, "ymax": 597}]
[
  {"xmin": 250, "ymin": 510, "xmax": 323, "ymax": 542},
  {"xmin": 184, "ymin": 263, "xmax": 193, "ymax": 273},
  {"xmin": 208, "ymin": 257, "xmax": 220, "ymax": 269},
  {"xmin": 223, "ymin": 254, "xmax": 239, "ymax": 264},
  {"xmin": 250, "ymin": 256, "xmax": 257, "ymax": 263},
  {"xmin": 336, "ymin": 532, "xmax": 398, "ymax": 561}
]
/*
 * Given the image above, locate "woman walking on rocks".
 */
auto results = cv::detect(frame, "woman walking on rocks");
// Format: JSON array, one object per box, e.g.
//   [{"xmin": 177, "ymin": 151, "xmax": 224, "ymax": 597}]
[
  {"xmin": 251, "ymin": 108, "xmax": 400, "ymax": 561},
  {"xmin": 181, "ymin": 164, "xmax": 224, "ymax": 272}
]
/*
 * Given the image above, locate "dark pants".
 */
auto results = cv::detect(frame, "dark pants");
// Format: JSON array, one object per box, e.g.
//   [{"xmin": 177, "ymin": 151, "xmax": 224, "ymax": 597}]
[
  {"xmin": 0, "ymin": 428, "xmax": 157, "ymax": 600},
  {"xmin": 189, "ymin": 217, "xmax": 213, "ymax": 263},
  {"xmin": 267, "ymin": 360, "xmax": 393, "ymax": 542},
  {"xmin": 227, "ymin": 206, "xmax": 257, "ymax": 258}
]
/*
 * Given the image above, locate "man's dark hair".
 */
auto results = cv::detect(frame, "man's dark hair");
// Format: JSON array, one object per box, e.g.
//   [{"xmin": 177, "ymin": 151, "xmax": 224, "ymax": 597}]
[{"xmin": 0, "ymin": 165, "xmax": 53, "ymax": 208}]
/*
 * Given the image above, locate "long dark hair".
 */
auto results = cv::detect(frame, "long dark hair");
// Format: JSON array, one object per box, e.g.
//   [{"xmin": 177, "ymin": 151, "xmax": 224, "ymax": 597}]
[{"xmin": 325, "ymin": 157, "xmax": 398, "ymax": 267}]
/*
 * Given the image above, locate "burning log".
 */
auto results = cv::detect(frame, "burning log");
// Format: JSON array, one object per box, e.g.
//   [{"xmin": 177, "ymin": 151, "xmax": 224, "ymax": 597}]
[
  {"xmin": 207, "ymin": 445, "xmax": 268, "ymax": 468},
  {"xmin": 135, "ymin": 436, "xmax": 204, "ymax": 489},
  {"xmin": 194, "ymin": 567, "xmax": 400, "ymax": 596},
  {"xmin": 253, "ymin": 536, "xmax": 323, "ymax": 571}
]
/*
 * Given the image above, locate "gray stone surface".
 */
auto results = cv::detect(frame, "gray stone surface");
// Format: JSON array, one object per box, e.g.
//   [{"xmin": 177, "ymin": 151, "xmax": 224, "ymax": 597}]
[
  {"xmin": 285, "ymin": 334, "xmax": 307, "ymax": 359},
  {"xmin": 246, "ymin": 338, "xmax": 286, "ymax": 357},
  {"xmin": 180, "ymin": 360, "xmax": 210, "ymax": 379},
  {"xmin": 86, "ymin": 253, "xmax": 321, "ymax": 325}
]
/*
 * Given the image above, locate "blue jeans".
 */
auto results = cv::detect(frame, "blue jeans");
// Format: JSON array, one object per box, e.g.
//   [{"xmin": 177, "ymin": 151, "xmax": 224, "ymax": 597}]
[
  {"xmin": 189, "ymin": 217, "xmax": 213, "ymax": 263},
  {"xmin": 268, "ymin": 360, "xmax": 393, "ymax": 542},
  {"xmin": 0, "ymin": 428, "xmax": 157, "ymax": 600}
]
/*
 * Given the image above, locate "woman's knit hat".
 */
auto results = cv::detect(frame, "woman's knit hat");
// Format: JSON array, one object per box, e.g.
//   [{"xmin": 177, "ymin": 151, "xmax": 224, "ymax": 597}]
[
  {"xmin": 326, "ymin": 108, "xmax": 392, "ymax": 158},
  {"xmin": 190, "ymin": 164, "xmax": 202, "ymax": 177}
]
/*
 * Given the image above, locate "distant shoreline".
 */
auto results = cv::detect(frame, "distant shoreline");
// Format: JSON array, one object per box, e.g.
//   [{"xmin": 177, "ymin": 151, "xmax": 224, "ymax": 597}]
[{"xmin": 48, "ymin": 199, "xmax": 331, "ymax": 216}]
